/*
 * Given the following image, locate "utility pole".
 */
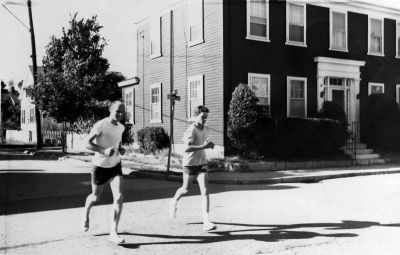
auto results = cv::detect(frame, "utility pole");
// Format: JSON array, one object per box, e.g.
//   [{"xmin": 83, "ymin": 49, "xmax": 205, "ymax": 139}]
[
  {"xmin": 166, "ymin": 10, "xmax": 181, "ymax": 180},
  {"xmin": 0, "ymin": 81, "xmax": 2, "ymax": 144},
  {"xmin": 27, "ymin": 0, "xmax": 42, "ymax": 148}
]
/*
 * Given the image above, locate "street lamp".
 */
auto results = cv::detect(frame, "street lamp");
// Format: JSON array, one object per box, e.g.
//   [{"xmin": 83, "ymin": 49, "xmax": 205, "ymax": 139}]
[{"xmin": 2, "ymin": 0, "xmax": 42, "ymax": 148}]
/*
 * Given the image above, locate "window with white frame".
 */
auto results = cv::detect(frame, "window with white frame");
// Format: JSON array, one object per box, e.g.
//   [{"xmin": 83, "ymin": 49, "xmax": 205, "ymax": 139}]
[
  {"xmin": 368, "ymin": 82, "xmax": 384, "ymax": 95},
  {"xmin": 150, "ymin": 83, "xmax": 162, "ymax": 122},
  {"xmin": 248, "ymin": 73, "xmax": 271, "ymax": 115},
  {"xmin": 188, "ymin": 0, "xmax": 204, "ymax": 46},
  {"xmin": 286, "ymin": 2, "xmax": 306, "ymax": 46},
  {"xmin": 368, "ymin": 17, "xmax": 384, "ymax": 55},
  {"xmin": 396, "ymin": 85, "xmax": 400, "ymax": 108},
  {"xmin": 287, "ymin": 77, "xmax": 307, "ymax": 118},
  {"xmin": 150, "ymin": 16, "xmax": 162, "ymax": 58},
  {"xmin": 187, "ymin": 75, "xmax": 204, "ymax": 119},
  {"xmin": 397, "ymin": 21, "xmax": 400, "ymax": 57},
  {"xmin": 330, "ymin": 10, "xmax": 347, "ymax": 51},
  {"xmin": 247, "ymin": 0, "xmax": 269, "ymax": 41},
  {"xmin": 123, "ymin": 86, "xmax": 135, "ymax": 124}
]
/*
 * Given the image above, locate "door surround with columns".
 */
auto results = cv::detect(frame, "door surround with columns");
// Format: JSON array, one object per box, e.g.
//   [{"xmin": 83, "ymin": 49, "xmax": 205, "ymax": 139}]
[{"xmin": 314, "ymin": 57, "xmax": 365, "ymax": 123}]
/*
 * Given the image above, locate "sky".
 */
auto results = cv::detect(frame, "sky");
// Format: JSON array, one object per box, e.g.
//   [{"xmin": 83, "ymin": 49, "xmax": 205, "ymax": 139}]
[
  {"xmin": 0, "ymin": 0, "xmax": 175, "ymax": 88},
  {"xmin": 1, "ymin": 0, "xmax": 400, "ymax": 88}
]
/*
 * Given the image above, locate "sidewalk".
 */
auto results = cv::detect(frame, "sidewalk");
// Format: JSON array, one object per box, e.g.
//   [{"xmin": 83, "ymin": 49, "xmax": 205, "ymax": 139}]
[
  {"xmin": 2, "ymin": 146, "xmax": 400, "ymax": 184},
  {"xmin": 124, "ymin": 161, "xmax": 400, "ymax": 185}
]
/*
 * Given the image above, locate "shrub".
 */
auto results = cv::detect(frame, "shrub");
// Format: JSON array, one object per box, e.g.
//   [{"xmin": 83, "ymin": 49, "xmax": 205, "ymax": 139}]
[
  {"xmin": 227, "ymin": 83, "xmax": 260, "ymax": 158},
  {"xmin": 361, "ymin": 94, "xmax": 400, "ymax": 152},
  {"xmin": 317, "ymin": 101, "xmax": 347, "ymax": 124},
  {"xmin": 137, "ymin": 126, "xmax": 170, "ymax": 154},
  {"xmin": 122, "ymin": 124, "xmax": 134, "ymax": 145},
  {"xmin": 316, "ymin": 101, "xmax": 349, "ymax": 148}
]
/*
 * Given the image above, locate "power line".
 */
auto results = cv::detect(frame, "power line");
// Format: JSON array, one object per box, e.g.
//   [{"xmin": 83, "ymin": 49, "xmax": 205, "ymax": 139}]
[{"xmin": 1, "ymin": 3, "xmax": 30, "ymax": 31}]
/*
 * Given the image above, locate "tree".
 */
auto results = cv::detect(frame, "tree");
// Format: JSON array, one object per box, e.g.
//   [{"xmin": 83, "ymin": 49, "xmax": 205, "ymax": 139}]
[
  {"xmin": 26, "ymin": 14, "xmax": 124, "ymax": 130},
  {"xmin": 1, "ymin": 80, "xmax": 21, "ymax": 131}
]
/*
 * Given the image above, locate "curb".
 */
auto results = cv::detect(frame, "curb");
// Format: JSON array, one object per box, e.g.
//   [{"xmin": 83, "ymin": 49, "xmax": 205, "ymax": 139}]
[{"xmin": 125, "ymin": 169, "xmax": 400, "ymax": 185}]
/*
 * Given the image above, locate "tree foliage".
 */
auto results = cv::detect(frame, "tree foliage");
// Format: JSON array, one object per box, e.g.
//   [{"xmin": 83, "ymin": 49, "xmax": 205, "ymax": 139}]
[
  {"xmin": 26, "ymin": 14, "xmax": 124, "ymax": 127},
  {"xmin": 1, "ymin": 81, "xmax": 21, "ymax": 130}
]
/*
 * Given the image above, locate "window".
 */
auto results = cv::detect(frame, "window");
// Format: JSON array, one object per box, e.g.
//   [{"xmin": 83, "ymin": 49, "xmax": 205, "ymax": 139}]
[
  {"xmin": 330, "ymin": 10, "xmax": 347, "ymax": 51},
  {"xmin": 247, "ymin": 0, "xmax": 269, "ymax": 41},
  {"xmin": 396, "ymin": 85, "xmax": 400, "ymax": 108},
  {"xmin": 248, "ymin": 73, "xmax": 271, "ymax": 115},
  {"xmin": 368, "ymin": 83, "xmax": 384, "ymax": 95},
  {"xmin": 187, "ymin": 75, "xmax": 204, "ymax": 119},
  {"xmin": 286, "ymin": 2, "xmax": 306, "ymax": 46},
  {"xmin": 397, "ymin": 21, "xmax": 400, "ymax": 57},
  {"xmin": 21, "ymin": 109, "xmax": 25, "ymax": 124},
  {"xmin": 287, "ymin": 77, "xmax": 307, "ymax": 118},
  {"xmin": 150, "ymin": 83, "xmax": 162, "ymax": 122},
  {"xmin": 368, "ymin": 17, "xmax": 384, "ymax": 55},
  {"xmin": 150, "ymin": 16, "xmax": 162, "ymax": 58},
  {"xmin": 188, "ymin": 0, "xmax": 204, "ymax": 46},
  {"xmin": 123, "ymin": 87, "xmax": 135, "ymax": 124},
  {"xmin": 29, "ymin": 108, "xmax": 35, "ymax": 123}
]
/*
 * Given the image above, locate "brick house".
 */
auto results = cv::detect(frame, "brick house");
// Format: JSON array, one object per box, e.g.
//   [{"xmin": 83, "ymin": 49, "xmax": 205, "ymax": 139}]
[{"xmin": 119, "ymin": 0, "xmax": 400, "ymax": 157}]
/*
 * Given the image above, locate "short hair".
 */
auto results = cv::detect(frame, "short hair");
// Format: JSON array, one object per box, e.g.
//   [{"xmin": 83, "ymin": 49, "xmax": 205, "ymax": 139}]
[
  {"xmin": 193, "ymin": 105, "xmax": 209, "ymax": 116},
  {"xmin": 109, "ymin": 100, "xmax": 124, "ymax": 112}
]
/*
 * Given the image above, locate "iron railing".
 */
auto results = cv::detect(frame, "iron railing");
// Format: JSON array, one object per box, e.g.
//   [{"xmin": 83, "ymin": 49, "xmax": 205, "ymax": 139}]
[{"xmin": 345, "ymin": 121, "xmax": 360, "ymax": 160}]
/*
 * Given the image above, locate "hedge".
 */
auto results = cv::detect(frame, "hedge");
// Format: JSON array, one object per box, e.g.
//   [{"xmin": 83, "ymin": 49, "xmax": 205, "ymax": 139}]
[{"xmin": 361, "ymin": 94, "xmax": 400, "ymax": 152}]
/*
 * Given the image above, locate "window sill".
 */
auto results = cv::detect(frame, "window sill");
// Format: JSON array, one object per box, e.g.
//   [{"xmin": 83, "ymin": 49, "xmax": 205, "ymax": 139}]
[
  {"xmin": 367, "ymin": 52, "xmax": 385, "ymax": 57},
  {"xmin": 150, "ymin": 54, "xmax": 162, "ymax": 60},
  {"xmin": 285, "ymin": 41, "xmax": 307, "ymax": 47},
  {"xmin": 150, "ymin": 119, "xmax": 162, "ymax": 124},
  {"xmin": 246, "ymin": 36, "xmax": 270, "ymax": 43},
  {"xmin": 329, "ymin": 47, "xmax": 348, "ymax": 52},
  {"xmin": 188, "ymin": 39, "xmax": 205, "ymax": 47}
]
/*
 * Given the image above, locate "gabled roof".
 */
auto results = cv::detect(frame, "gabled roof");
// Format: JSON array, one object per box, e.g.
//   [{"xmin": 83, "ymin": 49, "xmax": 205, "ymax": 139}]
[{"xmin": 29, "ymin": 65, "xmax": 43, "ymax": 78}]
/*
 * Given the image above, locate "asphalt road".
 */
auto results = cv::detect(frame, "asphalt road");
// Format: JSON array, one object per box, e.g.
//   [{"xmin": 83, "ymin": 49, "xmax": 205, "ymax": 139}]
[{"xmin": 1, "ymin": 158, "xmax": 400, "ymax": 254}]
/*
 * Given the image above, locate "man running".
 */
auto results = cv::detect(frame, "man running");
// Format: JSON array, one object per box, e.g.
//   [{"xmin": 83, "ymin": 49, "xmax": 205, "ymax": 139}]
[
  {"xmin": 169, "ymin": 105, "xmax": 216, "ymax": 231},
  {"xmin": 81, "ymin": 101, "xmax": 126, "ymax": 244}
]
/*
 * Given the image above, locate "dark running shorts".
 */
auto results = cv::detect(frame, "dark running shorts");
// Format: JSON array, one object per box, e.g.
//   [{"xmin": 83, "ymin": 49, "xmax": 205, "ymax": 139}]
[
  {"xmin": 182, "ymin": 165, "xmax": 208, "ymax": 176},
  {"xmin": 91, "ymin": 162, "xmax": 123, "ymax": 185}
]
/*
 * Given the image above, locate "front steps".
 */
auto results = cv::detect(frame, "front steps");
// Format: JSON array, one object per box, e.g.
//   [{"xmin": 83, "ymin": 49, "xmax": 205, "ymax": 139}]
[{"xmin": 343, "ymin": 142, "xmax": 387, "ymax": 165}]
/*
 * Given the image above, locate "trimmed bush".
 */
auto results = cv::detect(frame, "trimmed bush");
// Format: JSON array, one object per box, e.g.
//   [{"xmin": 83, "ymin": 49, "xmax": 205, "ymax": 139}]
[
  {"xmin": 137, "ymin": 126, "xmax": 170, "ymax": 154},
  {"xmin": 361, "ymin": 94, "xmax": 400, "ymax": 152},
  {"xmin": 227, "ymin": 83, "xmax": 260, "ymax": 158},
  {"xmin": 122, "ymin": 124, "xmax": 134, "ymax": 145}
]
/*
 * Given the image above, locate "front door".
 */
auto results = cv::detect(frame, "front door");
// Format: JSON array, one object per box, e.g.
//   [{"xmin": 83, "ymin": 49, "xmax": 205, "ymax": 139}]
[
  {"xmin": 327, "ymin": 77, "xmax": 351, "ymax": 121},
  {"xmin": 331, "ymin": 89, "xmax": 347, "ymax": 121}
]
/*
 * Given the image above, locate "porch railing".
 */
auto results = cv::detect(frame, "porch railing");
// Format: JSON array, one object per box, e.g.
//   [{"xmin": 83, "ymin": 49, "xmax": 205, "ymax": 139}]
[{"xmin": 345, "ymin": 121, "xmax": 360, "ymax": 160}]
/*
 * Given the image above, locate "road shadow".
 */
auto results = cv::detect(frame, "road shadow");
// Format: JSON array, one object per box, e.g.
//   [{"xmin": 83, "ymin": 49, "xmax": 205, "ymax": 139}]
[
  {"xmin": 105, "ymin": 220, "xmax": 398, "ymax": 248},
  {"xmin": 0, "ymin": 171, "xmax": 298, "ymax": 215}
]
